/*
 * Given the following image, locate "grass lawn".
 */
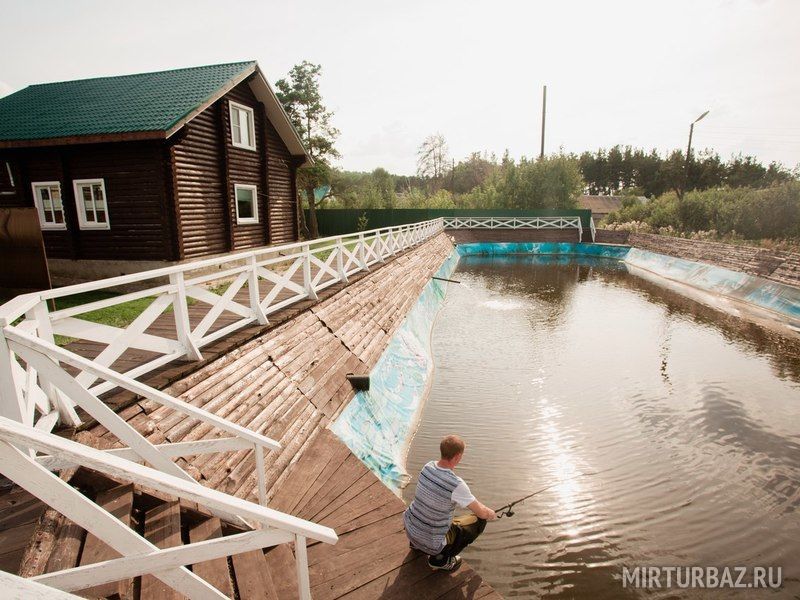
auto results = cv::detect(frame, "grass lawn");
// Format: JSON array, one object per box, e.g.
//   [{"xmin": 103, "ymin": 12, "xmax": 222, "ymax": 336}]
[
  {"xmin": 51, "ymin": 291, "xmax": 159, "ymax": 345},
  {"xmin": 43, "ymin": 281, "xmax": 233, "ymax": 346}
]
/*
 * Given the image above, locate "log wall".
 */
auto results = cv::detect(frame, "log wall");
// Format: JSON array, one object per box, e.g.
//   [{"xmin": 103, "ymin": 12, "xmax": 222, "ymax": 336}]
[
  {"xmin": 0, "ymin": 142, "xmax": 173, "ymax": 261},
  {"xmin": 171, "ymin": 79, "xmax": 300, "ymax": 258},
  {"xmin": 265, "ymin": 120, "xmax": 298, "ymax": 243}
]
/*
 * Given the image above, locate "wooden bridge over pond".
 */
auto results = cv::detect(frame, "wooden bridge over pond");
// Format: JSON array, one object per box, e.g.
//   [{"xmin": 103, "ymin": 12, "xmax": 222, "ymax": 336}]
[{"xmin": 0, "ymin": 218, "xmax": 515, "ymax": 599}]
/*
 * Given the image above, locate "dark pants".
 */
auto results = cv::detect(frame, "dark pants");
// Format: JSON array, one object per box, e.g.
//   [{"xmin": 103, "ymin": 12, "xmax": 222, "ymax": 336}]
[{"xmin": 429, "ymin": 515, "xmax": 487, "ymax": 566}]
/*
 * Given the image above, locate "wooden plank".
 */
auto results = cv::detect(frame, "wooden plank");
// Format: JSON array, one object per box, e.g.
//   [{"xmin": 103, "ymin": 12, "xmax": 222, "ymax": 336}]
[
  {"xmin": 268, "ymin": 429, "xmax": 340, "ymax": 514},
  {"xmin": 337, "ymin": 554, "xmax": 432, "ymax": 600},
  {"xmin": 289, "ymin": 434, "xmax": 352, "ymax": 517},
  {"xmin": 263, "ymin": 544, "xmax": 299, "ymax": 600},
  {"xmin": 140, "ymin": 501, "xmax": 183, "ymax": 600},
  {"xmin": 230, "ymin": 548, "xmax": 279, "ymax": 600},
  {"xmin": 43, "ymin": 519, "xmax": 86, "ymax": 575},
  {"xmin": 307, "ymin": 514, "xmax": 405, "ymax": 568},
  {"xmin": 188, "ymin": 517, "xmax": 234, "ymax": 597},
  {"xmin": 379, "ymin": 562, "xmax": 482, "ymax": 600},
  {"xmin": 309, "ymin": 531, "xmax": 416, "ymax": 600},
  {"xmin": 74, "ymin": 483, "xmax": 134, "ymax": 599},
  {"xmin": 0, "ymin": 521, "xmax": 41, "ymax": 573}
]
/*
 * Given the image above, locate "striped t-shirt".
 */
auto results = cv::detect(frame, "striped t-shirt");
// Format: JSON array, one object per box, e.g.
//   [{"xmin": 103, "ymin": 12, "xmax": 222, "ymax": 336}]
[{"xmin": 404, "ymin": 461, "xmax": 476, "ymax": 555}]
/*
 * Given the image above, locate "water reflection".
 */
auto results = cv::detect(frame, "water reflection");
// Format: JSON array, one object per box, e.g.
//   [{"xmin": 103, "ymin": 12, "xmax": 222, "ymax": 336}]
[{"xmin": 404, "ymin": 255, "xmax": 800, "ymax": 598}]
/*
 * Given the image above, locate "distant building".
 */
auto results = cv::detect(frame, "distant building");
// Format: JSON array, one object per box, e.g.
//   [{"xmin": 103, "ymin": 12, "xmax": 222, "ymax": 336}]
[
  {"xmin": 0, "ymin": 61, "xmax": 310, "ymax": 283},
  {"xmin": 578, "ymin": 195, "xmax": 646, "ymax": 222}
]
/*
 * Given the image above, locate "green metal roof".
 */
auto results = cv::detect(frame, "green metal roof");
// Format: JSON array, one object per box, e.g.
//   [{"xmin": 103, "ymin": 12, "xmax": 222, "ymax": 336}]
[{"xmin": 0, "ymin": 61, "xmax": 256, "ymax": 142}]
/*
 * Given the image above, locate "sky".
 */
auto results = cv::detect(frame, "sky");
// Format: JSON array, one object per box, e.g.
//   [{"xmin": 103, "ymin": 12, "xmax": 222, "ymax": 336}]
[{"xmin": 1, "ymin": 0, "xmax": 798, "ymax": 175}]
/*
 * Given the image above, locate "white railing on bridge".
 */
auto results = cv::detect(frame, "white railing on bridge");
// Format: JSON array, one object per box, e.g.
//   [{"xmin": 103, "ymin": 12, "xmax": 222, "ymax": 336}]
[
  {"xmin": 0, "ymin": 325, "xmax": 337, "ymax": 599},
  {"xmin": 0, "ymin": 218, "xmax": 444, "ymax": 599},
  {"xmin": 0, "ymin": 217, "xmax": 445, "ymax": 421},
  {"xmin": 442, "ymin": 215, "xmax": 592, "ymax": 242}
]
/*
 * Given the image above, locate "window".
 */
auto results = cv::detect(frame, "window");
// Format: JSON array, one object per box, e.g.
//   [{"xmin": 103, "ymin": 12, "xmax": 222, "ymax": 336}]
[
  {"xmin": 31, "ymin": 182, "xmax": 66, "ymax": 229},
  {"xmin": 73, "ymin": 179, "xmax": 110, "ymax": 229},
  {"xmin": 229, "ymin": 101, "xmax": 256, "ymax": 150},
  {"xmin": 234, "ymin": 184, "xmax": 258, "ymax": 224}
]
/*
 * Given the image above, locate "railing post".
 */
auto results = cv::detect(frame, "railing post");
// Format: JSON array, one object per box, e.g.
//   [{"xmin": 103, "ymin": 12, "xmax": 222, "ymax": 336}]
[
  {"xmin": 0, "ymin": 331, "xmax": 25, "ymax": 423},
  {"xmin": 27, "ymin": 300, "xmax": 81, "ymax": 426},
  {"xmin": 378, "ymin": 232, "xmax": 387, "ymax": 263},
  {"xmin": 335, "ymin": 237, "xmax": 349, "ymax": 284},
  {"xmin": 295, "ymin": 534, "xmax": 311, "ymax": 600},
  {"xmin": 247, "ymin": 255, "xmax": 269, "ymax": 325},
  {"xmin": 169, "ymin": 272, "xmax": 202, "ymax": 361},
  {"xmin": 255, "ymin": 444, "xmax": 267, "ymax": 510},
  {"xmin": 357, "ymin": 233, "xmax": 369, "ymax": 271},
  {"xmin": 302, "ymin": 244, "xmax": 319, "ymax": 300}
]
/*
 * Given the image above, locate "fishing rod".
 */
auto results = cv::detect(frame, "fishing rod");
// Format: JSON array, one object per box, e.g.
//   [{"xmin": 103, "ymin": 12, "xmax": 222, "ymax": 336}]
[
  {"xmin": 494, "ymin": 483, "xmax": 559, "ymax": 518},
  {"xmin": 494, "ymin": 471, "xmax": 600, "ymax": 518}
]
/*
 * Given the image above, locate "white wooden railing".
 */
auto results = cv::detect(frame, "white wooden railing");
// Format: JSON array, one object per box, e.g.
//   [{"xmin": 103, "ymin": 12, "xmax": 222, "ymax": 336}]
[
  {"xmin": 442, "ymin": 215, "xmax": 591, "ymax": 242},
  {"xmin": 0, "ymin": 217, "xmax": 445, "ymax": 425},
  {"xmin": 0, "ymin": 218, "xmax": 443, "ymax": 599},
  {"xmin": 0, "ymin": 326, "xmax": 336, "ymax": 598}
]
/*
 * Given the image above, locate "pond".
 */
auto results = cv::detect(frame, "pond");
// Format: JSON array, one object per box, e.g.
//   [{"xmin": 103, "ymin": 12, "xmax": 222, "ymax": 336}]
[{"xmin": 403, "ymin": 254, "xmax": 800, "ymax": 598}]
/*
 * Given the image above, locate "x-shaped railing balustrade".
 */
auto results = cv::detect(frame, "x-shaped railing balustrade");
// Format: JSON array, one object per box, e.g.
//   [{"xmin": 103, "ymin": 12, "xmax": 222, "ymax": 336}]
[{"xmin": 442, "ymin": 215, "xmax": 593, "ymax": 242}]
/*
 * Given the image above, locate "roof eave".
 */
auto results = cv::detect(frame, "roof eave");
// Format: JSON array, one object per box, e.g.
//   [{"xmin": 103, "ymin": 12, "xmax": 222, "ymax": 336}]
[
  {"xmin": 163, "ymin": 63, "xmax": 258, "ymax": 140},
  {"xmin": 0, "ymin": 130, "xmax": 167, "ymax": 149},
  {"xmin": 247, "ymin": 65, "xmax": 313, "ymax": 166},
  {"xmin": 163, "ymin": 62, "xmax": 312, "ymax": 165}
]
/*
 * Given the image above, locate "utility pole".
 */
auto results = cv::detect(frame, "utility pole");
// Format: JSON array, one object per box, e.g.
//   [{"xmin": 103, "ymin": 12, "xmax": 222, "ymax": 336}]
[
  {"xmin": 540, "ymin": 85, "xmax": 547, "ymax": 159},
  {"xmin": 684, "ymin": 110, "xmax": 710, "ymax": 196}
]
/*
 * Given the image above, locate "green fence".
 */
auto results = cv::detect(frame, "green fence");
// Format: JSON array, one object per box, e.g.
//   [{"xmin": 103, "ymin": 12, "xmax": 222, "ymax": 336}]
[{"xmin": 309, "ymin": 209, "xmax": 593, "ymax": 237}]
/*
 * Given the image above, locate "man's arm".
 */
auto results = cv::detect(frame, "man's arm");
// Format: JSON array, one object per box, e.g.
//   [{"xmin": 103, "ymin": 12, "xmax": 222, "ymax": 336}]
[{"xmin": 468, "ymin": 499, "xmax": 497, "ymax": 521}]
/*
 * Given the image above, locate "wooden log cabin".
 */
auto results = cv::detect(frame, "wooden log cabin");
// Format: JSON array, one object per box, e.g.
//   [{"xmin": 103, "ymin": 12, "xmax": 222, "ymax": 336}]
[{"xmin": 0, "ymin": 61, "xmax": 310, "ymax": 285}]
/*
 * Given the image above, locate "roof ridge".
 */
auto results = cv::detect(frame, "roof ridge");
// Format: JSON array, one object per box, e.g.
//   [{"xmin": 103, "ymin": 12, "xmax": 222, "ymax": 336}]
[{"xmin": 27, "ymin": 60, "xmax": 257, "ymax": 88}]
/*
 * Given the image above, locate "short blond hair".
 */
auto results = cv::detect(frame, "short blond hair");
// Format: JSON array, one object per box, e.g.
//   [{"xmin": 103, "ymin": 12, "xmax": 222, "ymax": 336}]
[{"xmin": 440, "ymin": 435, "xmax": 465, "ymax": 460}]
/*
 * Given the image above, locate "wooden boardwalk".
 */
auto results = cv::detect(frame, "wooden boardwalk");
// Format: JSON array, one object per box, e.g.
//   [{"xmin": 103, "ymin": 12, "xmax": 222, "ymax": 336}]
[{"xmin": 2, "ymin": 232, "xmax": 501, "ymax": 598}]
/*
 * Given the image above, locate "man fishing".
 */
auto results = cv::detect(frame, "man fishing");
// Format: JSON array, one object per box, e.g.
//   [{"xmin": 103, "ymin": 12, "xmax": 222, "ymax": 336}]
[{"xmin": 404, "ymin": 434, "xmax": 497, "ymax": 571}]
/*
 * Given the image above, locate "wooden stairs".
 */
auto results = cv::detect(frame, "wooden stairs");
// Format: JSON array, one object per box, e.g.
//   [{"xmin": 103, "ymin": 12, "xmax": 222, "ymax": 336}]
[{"xmin": 8, "ymin": 469, "xmax": 300, "ymax": 599}]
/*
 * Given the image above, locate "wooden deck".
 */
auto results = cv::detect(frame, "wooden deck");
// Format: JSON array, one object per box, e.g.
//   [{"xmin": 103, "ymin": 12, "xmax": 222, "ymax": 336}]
[{"xmin": 2, "ymin": 232, "xmax": 502, "ymax": 598}]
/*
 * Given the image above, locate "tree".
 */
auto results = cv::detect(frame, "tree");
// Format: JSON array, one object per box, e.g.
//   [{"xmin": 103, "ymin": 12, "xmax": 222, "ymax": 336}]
[
  {"xmin": 416, "ymin": 134, "xmax": 449, "ymax": 180},
  {"xmin": 461, "ymin": 153, "xmax": 584, "ymax": 209},
  {"xmin": 450, "ymin": 152, "xmax": 498, "ymax": 194},
  {"xmin": 275, "ymin": 61, "xmax": 340, "ymax": 238}
]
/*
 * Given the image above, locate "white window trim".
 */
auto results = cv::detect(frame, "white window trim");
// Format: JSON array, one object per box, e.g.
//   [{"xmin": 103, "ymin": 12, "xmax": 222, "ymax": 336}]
[
  {"xmin": 229, "ymin": 101, "xmax": 257, "ymax": 151},
  {"xmin": 234, "ymin": 184, "xmax": 259, "ymax": 225},
  {"xmin": 31, "ymin": 181, "xmax": 67, "ymax": 230},
  {"xmin": 72, "ymin": 178, "xmax": 111, "ymax": 230}
]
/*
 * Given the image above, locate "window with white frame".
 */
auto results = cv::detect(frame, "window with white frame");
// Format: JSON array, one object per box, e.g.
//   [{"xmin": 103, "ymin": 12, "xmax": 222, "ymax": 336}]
[
  {"xmin": 234, "ymin": 184, "xmax": 258, "ymax": 224},
  {"xmin": 229, "ymin": 101, "xmax": 256, "ymax": 150},
  {"xmin": 31, "ymin": 182, "xmax": 66, "ymax": 229},
  {"xmin": 73, "ymin": 179, "xmax": 110, "ymax": 229}
]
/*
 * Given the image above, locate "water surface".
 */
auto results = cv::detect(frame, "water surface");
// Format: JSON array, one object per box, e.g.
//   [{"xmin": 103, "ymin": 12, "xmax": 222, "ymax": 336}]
[{"xmin": 403, "ymin": 255, "xmax": 800, "ymax": 598}]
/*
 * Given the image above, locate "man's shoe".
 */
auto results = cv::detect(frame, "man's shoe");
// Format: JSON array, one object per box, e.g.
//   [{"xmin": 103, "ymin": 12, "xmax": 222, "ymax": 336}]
[{"xmin": 428, "ymin": 555, "xmax": 462, "ymax": 572}]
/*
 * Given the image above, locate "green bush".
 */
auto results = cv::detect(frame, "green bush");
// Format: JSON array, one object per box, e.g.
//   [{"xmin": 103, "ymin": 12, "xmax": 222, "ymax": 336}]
[{"xmin": 606, "ymin": 182, "xmax": 800, "ymax": 240}]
